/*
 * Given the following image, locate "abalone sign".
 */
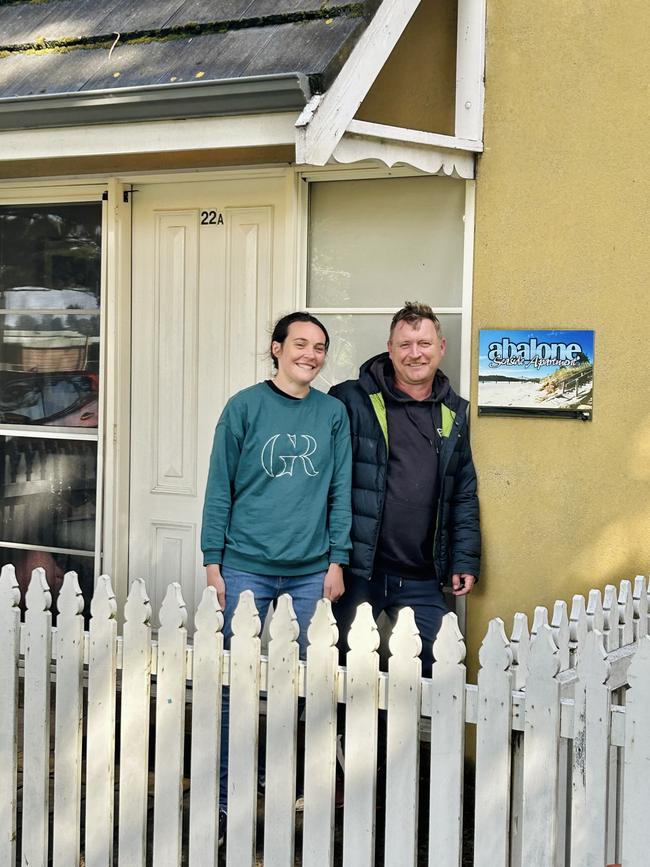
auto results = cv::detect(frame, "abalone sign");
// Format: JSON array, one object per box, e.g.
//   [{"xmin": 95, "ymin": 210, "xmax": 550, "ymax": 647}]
[{"xmin": 478, "ymin": 330, "xmax": 594, "ymax": 419}]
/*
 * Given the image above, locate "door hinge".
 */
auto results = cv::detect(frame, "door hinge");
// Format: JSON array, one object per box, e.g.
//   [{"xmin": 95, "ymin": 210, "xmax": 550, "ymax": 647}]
[{"xmin": 102, "ymin": 191, "xmax": 108, "ymax": 201}]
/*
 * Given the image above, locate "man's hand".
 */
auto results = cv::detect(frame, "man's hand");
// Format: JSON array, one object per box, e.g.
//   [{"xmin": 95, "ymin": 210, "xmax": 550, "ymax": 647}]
[
  {"xmin": 323, "ymin": 563, "xmax": 345, "ymax": 602},
  {"xmin": 452, "ymin": 573, "xmax": 476, "ymax": 597},
  {"xmin": 206, "ymin": 563, "xmax": 226, "ymax": 610}
]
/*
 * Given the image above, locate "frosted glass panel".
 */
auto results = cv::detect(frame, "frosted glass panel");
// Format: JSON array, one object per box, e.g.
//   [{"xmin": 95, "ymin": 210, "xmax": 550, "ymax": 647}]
[
  {"xmin": 308, "ymin": 176, "xmax": 465, "ymax": 308},
  {"xmin": 314, "ymin": 313, "xmax": 461, "ymax": 394}
]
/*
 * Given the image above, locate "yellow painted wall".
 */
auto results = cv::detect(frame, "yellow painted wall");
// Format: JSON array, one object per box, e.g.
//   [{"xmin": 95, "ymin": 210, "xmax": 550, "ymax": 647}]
[
  {"xmin": 357, "ymin": 0, "xmax": 456, "ymax": 134},
  {"xmin": 467, "ymin": 0, "xmax": 650, "ymax": 670}
]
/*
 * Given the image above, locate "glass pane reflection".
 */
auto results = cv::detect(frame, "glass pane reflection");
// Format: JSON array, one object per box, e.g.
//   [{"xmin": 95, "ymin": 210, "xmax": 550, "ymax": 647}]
[
  {"xmin": 0, "ymin": 436, "xmax": 97, "ymax": 551},
  {"xmin": 0, "ymin": 311, "xmax": 100, "ymax": 426},
  {"xmin": 0, "ymin": 203, "xmax": 102, "ymax": 307},
  {"xmin": 0, "ymin": 545, "xmax": 95, "ymax": 622}
]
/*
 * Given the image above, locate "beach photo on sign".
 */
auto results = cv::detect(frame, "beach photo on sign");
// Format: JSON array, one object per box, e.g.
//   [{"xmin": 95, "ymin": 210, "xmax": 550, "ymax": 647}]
[{"xmin": 477, "ymin": 329, "xmax": 594, "ymax": 419}]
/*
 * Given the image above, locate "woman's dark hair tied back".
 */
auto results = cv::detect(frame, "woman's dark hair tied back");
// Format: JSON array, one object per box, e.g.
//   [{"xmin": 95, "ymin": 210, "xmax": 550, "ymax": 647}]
[{"xmin": 270, "ymin": 311, "xmax": 330, "ymax": 369}]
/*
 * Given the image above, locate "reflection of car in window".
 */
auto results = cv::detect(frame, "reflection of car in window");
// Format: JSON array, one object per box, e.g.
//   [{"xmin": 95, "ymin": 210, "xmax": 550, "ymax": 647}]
[{"xmin": 0, "ymin": 372, "xmax": 98, "ymax": 427}]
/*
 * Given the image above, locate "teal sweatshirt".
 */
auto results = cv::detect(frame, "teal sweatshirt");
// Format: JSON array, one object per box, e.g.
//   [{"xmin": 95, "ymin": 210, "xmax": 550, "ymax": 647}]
[{"xmin": 201, "ymin": 382, "xmax": 352, "ymax": 575}]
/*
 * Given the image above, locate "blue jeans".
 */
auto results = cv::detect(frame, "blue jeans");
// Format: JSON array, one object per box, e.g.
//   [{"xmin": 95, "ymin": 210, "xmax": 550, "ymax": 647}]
[
  {"xmin": 219, "ymin": 565, "xmax": 326, "ymax": 809},
  {"xmin": 333, "ymin": 571, "xmax": 449, "ymax": 677}
]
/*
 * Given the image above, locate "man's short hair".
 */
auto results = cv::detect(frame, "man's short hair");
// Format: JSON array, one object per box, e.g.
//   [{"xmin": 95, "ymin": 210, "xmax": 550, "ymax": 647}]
[{"xmin": 389, "ymin": 301, "xmax": 443, "ymax": 340}]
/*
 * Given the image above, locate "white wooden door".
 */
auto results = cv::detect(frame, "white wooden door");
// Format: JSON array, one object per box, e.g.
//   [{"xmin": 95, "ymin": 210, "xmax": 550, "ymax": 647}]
[{"xmin": 129, "ymin": 174, "xmax": 292, "ymax": 624}]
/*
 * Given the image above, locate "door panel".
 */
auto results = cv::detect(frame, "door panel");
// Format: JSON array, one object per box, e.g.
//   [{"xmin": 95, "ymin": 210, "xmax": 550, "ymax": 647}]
[{"xmin": 129, "ymin": 177, "xmax": 288, "ymax": 624}]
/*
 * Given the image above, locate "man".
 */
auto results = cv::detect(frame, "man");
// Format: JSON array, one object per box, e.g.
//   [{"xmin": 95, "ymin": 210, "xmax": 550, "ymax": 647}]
[{"xmin": 330, "ymin": 302, "xmax": 480, "ymax": 675}]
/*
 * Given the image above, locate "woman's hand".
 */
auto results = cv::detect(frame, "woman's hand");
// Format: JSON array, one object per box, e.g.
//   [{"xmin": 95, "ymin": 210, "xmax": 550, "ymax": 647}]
[
  {"xmin": 323, "ymin": 563, "xmax": 345, "ymax": 602},
  {"xmin": 206, "ymin": 563, "xmax": 226, "ymax": 610}
]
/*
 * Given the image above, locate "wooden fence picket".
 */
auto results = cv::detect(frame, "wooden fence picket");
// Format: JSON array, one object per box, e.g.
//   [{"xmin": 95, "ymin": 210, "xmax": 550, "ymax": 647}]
[
  {"xmin": 86, "ymin": 575, "xmax": 118, "ymax": 867},
  {"xmin": 118, "ymin": 578, "xmax": 153, "ymax": 867},
  {"xmin": 632, "ymin": 575, "xmax": 648, "ymax": 640},
  {"xmin": 586, "ymin": 588, "xmax": 604, "ymax": 634},
  {"xmin": 602, "ymin": 585, "xmax": 620, "ymax": 652},
  {"xmin": 21, "ymin": 568, "xmax": 52, "ymax": 867},
  {"xmin": 53, "ymin": 572, "xmax": 85, "ymax": 867},
  {"xmin": 0, "ymin": 564, "xmax": 21, "ymax": 867},
  {"xmin": 570, "ymin": 629, "xmax": 610, "ymax": 867},
  {"xmin": 530, "ymin": 605, "xmax": 548, "ymax": 636},
  {"xmin": 569, "ymin": 595, "xmax": 588, "ymax": 666},
  {"xmin": 520, "ymin": 625, "xmax": 561, "ymax": 867},
  {"xmin": 551, "ymin": 600, "xmax": 570, "ymax": 672},
  {"xmin": 384, "ymin": 608, "xmax": 422, "ymax": 867},
  {"xmin": 618, "ymin": 579, "xmax": 634, "ymax": 647},
  {"xmin": 226, "ymin": 590, "xmax": 262, "ymax": 867},
  {"xmin": 188, "ymin": 586, "xmax": 224, "ymax": 867},
  {"xmin": 510, "ymin": 612, "xmax": 529, "ymax": 691},
  {"xmin": 264, "ymin": 594, "xmax": 300, "ymax": 867},
  {"xmin": 303, "ymin": 599, "xmax": 339, "ymax": 867},
  {"xmin": 342, "ymin": 602, "xmax": 380, "ymax": 867},
  {"xmin": 621, "ymin": 635, "xmax": 650, "ymax": 867},
  {"xmin": 152, "ymin": 583, "xmax": 188, "ymax": 867},
  {"xmin": 508, "ymin": 613, "xmax": 528, "ymax": 867},
  {"xmin": 473, "ymin": 618, "xmax": 513, "ymax": 867},
  {"xmin": 429, "ymin": 612, "xmax": 466, "ymax": 867}
]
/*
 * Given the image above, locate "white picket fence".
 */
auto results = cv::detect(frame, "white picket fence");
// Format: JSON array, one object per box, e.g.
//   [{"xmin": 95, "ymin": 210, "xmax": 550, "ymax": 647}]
[{"xmin": 1, "ymin": 564, "xmax": 650, "ymax": 867}]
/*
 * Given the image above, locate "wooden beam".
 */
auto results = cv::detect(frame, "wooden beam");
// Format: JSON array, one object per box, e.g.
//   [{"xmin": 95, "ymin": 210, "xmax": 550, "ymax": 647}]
[
  {"xmin": 0, "ymin": 112, "xmax": 297, "ymax": 162},
  {"xmin": 347, "ymin": 119, "xmax": 484, "ymax": 153},
  {"xmin": 455, "ymin": 0, "xmax": 487, "ymax": 141},
  {"xmin": 295, "ymin": 0, "xmax": 421, "ymax": 167}
]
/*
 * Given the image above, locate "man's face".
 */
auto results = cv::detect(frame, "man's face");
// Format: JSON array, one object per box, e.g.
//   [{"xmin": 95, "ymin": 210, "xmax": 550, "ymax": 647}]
[{"xmin": 388, "ymin": 318, "xmax": 446, "ymax": 388}]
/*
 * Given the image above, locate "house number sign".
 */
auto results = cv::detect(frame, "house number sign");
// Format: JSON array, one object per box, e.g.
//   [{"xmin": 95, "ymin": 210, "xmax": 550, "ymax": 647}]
[{"xmin": 200, "ymin": 210, "xmax": 224, "ymax": 225}]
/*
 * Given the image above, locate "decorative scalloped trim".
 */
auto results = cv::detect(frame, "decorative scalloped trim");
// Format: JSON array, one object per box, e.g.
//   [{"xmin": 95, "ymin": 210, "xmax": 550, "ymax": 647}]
[{"xmin": 331, "ymin": 132, "xmax": 475, "ymax": 179}]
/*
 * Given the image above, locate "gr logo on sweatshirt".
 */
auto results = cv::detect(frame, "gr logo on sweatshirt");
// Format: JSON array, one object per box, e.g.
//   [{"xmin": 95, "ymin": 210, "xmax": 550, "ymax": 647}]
[{"xmin": 261, "ymin": 433, "xmax": 319, "ymax": 478}]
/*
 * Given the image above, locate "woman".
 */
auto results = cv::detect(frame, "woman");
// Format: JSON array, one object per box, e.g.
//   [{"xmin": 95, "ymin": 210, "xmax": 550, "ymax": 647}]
[{"xmin": 201, "ymin": 311, "xmax": 352, "ymax": 839}]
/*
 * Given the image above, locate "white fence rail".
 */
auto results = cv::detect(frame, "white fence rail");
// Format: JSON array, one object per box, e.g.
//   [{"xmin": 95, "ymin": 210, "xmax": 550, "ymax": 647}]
[{"xmin": 1, "ymin": 564, "xmax": 649, "ymax": 866}]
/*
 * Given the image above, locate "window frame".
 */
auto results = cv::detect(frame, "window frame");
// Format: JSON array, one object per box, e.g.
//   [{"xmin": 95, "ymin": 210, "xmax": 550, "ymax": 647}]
[
  {"xmin": 0, "ymin": 186, "xmax": 108, "ymax": 582},
  {"xmin": 295, "ymin": 166, "xmax": 475, "ymax": 399}
]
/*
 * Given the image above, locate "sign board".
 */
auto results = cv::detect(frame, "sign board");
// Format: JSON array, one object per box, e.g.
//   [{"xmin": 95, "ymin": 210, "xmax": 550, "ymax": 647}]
[{"xmin": 478, "ymin": 329, "xmax": 594, "ymax": 419}]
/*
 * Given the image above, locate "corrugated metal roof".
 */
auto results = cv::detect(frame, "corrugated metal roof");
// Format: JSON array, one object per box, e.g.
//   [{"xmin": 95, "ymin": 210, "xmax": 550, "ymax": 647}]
[{"xmin": 0, "ymin": 1, "xmax": 377, "ymax": 101}]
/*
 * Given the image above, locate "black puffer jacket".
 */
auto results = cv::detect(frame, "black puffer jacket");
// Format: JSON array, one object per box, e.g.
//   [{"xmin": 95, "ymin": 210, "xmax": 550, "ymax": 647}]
[{"xmin": 329, "ymin": 354, "xmax": 481, "ymax": 584}]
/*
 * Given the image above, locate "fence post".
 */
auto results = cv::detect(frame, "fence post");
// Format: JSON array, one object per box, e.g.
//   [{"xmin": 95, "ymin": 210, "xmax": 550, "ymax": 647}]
[
  {"xmin": 429, "ymin": 612, "xmax": 466, "ymax": 867},
  {"xmin": 520, "ymin": 624, "xmax": 561, "ymax": 866},
  {"xmin": 118, "ymin": 578, "xmax": 153, "ymax": 867},
  {"xmin": 189, "ymin": 586, "xmax": 224, "ymax": 867},
  {"xmin": 226, "ymin": 590, "xmax": 262, "ymax": 867},
  {"xmin": 303, "ymin": 599, "xmax": 339, "ymax": 867},
  {"xmin": 474, "ymin": 618, "xmax": 513, "ymax": 867},
  {"xmin": 86, "ymin": 574, "xmax": 118, "ymax": 867},
  {"xmin": 342, "ymin": 602, "xmax": 380, "ymax": 867},
  {"xmin": 264, "ymin": 594, "xmax": 300, "ymax": 867},
  {"xmin": 152, "ymin": 583, "xmax": 188, "ymax": 867},
  {"xmin": 621, "ymin": 635, "xmax": 650, "ymax": 867},
  {"xmin": 570, "ymin": 629, "xmax": 610, "ymax": 867},
  {"xmin": 384, "ymin": 607, "xmax": 422, "ymax": 867},
  {"xmin": 53, "ymin": 572, "xmax": 85, "ymax": 867},
  {"xmin": 0, "ymin": 565, "xmax": 21, "ymax": 867},
  {"xmin": 22, "ymin": 568, "xmax": 52, "ymax": 867}
]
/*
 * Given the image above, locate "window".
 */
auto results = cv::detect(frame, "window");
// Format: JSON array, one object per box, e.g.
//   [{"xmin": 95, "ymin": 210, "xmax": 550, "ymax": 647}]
[
  {"xmin": 306, "ymin": 174, "xmax": 469, "ymax": 393},
  {"xmin": 0, "ymin": 201, "xmax": 103, "ymax": 613}
]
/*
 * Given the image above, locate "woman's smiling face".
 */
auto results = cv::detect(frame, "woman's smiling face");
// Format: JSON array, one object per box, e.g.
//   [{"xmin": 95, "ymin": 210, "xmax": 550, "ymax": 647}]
[{"xmin": 272, "ymin": 321, "xmax": 328, "ymax": 386}]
